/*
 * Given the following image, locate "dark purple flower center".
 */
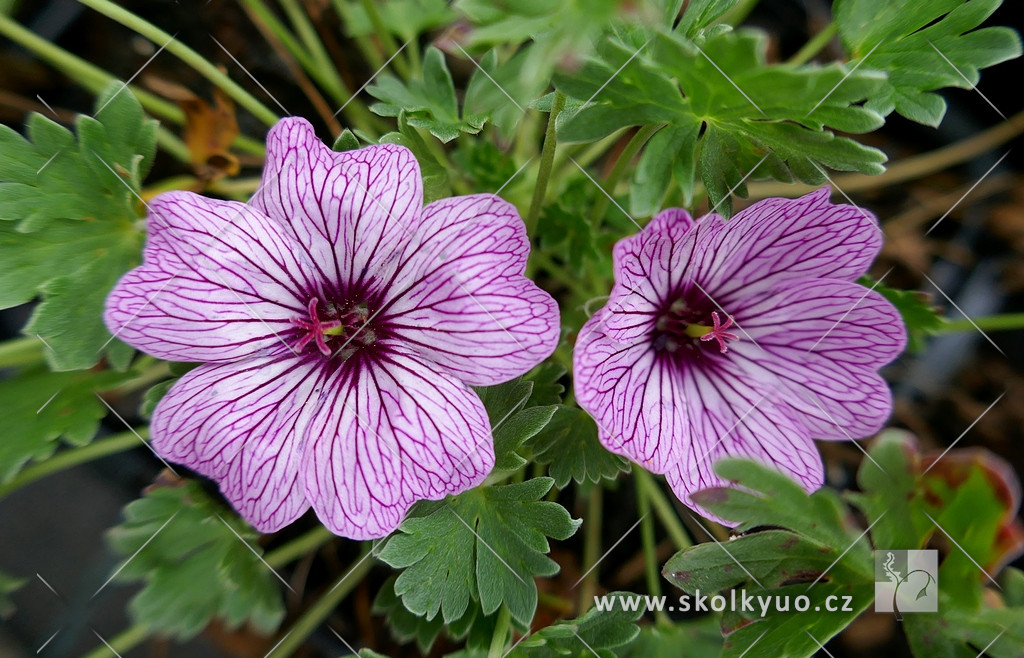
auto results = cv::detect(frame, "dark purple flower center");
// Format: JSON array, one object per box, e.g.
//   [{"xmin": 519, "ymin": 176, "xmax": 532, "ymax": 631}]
[
  {"xmin": 653, "ymin": 298, "xmax": 739, "ymax": 355},
  {"xmin": 290, "ymin": 296, "xmax": 380, "ymax": 360}
]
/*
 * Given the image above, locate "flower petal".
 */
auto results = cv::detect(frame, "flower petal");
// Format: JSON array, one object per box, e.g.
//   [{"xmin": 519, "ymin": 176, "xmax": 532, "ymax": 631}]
[
  {"xmin": 383, "ymin": 194, "xmax": 559, "ymax": 386},
  {"xmin": 151, "ymin": 355, "xmax": 325, "ymax": 532},
  {"xmin": 301, "ymin": 350, "xmax": 493, "ymax": 539},
  {"xmin": 250, "ymin": 117, "xmax": 423, "ymax": 292},
  {"xmin": 688, "ymin": 187, "xmax": 882, "ymax": 305},
  {"xmin": 602, "ymin": 209, "xmax": 696, "ymax": 343},
  {"xmin": 665, "ymin": 359, "xmax": 823, "ymax": 525},
  {"xmin": 732, "ymin": 278, "xmax": 905, "ymax": 439},
  {"xmin": 573, "ymin": 309, "xmax": 687, "ymax": 473},
  {"xmin": 104, "ymin": 191, "xmax": 312, "ymax": 362}
]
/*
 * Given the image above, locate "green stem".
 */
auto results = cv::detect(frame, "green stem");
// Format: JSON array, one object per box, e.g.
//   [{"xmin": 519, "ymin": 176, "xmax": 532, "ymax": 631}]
[
  {"xmin": 788, "ymin": 21, "xmax": 838, "ymax": 66},
  {"xmin": 487, "ymin": 605, "xmax": 511, "ymax": 658},
  {"xmin": 588, "ymin": 123, "xmax": 662, "ymax": 226},
  {"xmin": 0, "ymin": 12, "xmax": 182, "ymax": 122},
  {"xmin": 636, "ymin": 476, "xmax": 670, "ymax": 626},
  {"xmin": 0, "ymin": 430, "xmax": 146, "ymax": 499},
  {"xmin": 940, "ymin": 313, "xmax": 1024, "ymax": 333},
  {"xmin": 276, "ymin": 0, "xmax": 359, "ymax": 112},
  {"xmin": 77, "ymin": 0, "xmax": 279, "ymax": 126},
  {"xmin": 0, "ymin": 336, "xmax": 43, "ymax": 369},
  {"xmin": 719, "ymin": 0, "xmax": 761, "ymax": 26},
  {"xmin": 634, "ymin": 470, "xmax": 692, "ymax": 551},
  {"xmin": 266, "ymin": 547, "xmax": 375, "ymax": 657},
  {"xmin": 110, "ymin": 360, "xmax": 173, "ymax": 397},
  {"xmin": 154, "ymin": 127, "xmax": 191, "ymax": 163},
  {"xmin": 578, "ymin": 486, "xmax": 602, "ymax": 613},
  {"xmin": 329, "ymin": 0, "xmax": 385, "ymax": 71},
  {"xmin": 358, "ymin": 0, "xmax": 410, "ymax": 79},
  {"xmin": 266, "ymin": 526, "xmax": 335, "ymax": 568},
  {"xmin": 81, "ymin": 622, "xmax": 150, "ymax": 658},
  {"xmin": 526, "ymin": 92, "xmax": 566, "ymax": 235}
]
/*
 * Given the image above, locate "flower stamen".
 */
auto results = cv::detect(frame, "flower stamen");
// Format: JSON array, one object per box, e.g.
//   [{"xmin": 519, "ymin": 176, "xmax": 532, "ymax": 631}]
[
  {"xmin": 291, "ymin": 297, "xmax": 343, "ymax": 356},
  {"xmin": 698, "ymin": 311, "xmax": 739, "ymax": 353}
]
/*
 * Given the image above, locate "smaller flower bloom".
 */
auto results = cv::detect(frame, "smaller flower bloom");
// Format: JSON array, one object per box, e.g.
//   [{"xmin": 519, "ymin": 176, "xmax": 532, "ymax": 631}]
[
  {"xmin": 105, "ymin": 117, "xmax": 560, "ymax": 538},
  {"xmin": 573, "ymin": 189, "xmax": 906, "ymax": 523}
]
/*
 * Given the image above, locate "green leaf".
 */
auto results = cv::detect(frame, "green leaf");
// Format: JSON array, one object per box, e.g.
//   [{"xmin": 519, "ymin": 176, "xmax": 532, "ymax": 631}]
[
  {"xmin": 674, "ymin": 0, "xmax": 740, "ymax": 38},
  {"xmin": 620, "ymin": 617, "xmax": 724, "ymax": 657},
  {"xmin": 0, "ymin": 366, "xmax": 133, "ymax": 482},
  {"xmin": 373, "ymin": 576, "xmax": 446, "ymax": 652},
  {"xmin": 140, "ymin": 379, "xmax": 176, "ymax": 419},
  {"xmin": 340, "ymin": 0, "xmax": 455, "ymax": 40},
  {"xmin": 905, "ymin": 593, "xmax": 1024, "ymax": 658},
  {"xmin": 368, "ymin": 47, "xmax": 487, "ymax": 142},
  {"xmin": 475, "ymin": 378, "xmax": 557, "ymax": 471},
  {"xmin": 846, "ymin": 430, "xmax": 932, "ymax": 551},
  {"xmin": 692, "ymin": 459, "xmax": 868, "ymax": 555},
  {"xmin": 630, "ymin": 122, "xmax": 699, "ymax": 217},
  {"xmin": 106, "ymin": 481, "xmax": 285, "ymax": 640},
  {"xmin": 379, "ymin": 478, "xmax": 581, "ymax": 626},
  {"xmin": 332, "ymin": 129, "xmax": 361, "ymax": 152},
  {"xmin": 720, "ymin": 582, "xmax": 875, "ymax": 658},
  {"xmin": 0, "ymin": 82, "xmax": 154, "ymax": 370},
  {"xmin": 378, "ymin": 113, "xmax": 451, "ymax": 203},
  {"xmin": 509, "ymin": 592, "xmax": 643, "ymax": 657},
  {"xmin": 861, "ymin": 277, "xmax": 945, "ymax": 352},
  {"xmin": 835, "ymin": 0, "xmax": 1022, "ymax": 126},
  {"xmin": 555, "ymin": 28, "xmax": 888, "ymax": 215},
  {"xmin": 529, "ymin": 407, "xmax": 630, "ymax": 488},
  {"xmin": 664, "ymin": 529, "xmax": 867, "ymax": 594}
]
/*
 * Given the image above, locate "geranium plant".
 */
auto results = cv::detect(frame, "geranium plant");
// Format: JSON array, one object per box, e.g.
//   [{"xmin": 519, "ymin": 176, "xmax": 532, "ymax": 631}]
[{"xmin": 0, "ymin": 1, "xmax": 1021, "ymax": 657}]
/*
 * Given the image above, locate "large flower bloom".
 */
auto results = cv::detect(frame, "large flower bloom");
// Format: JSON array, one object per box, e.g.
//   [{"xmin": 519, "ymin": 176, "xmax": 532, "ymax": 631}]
[
  {"xmin": 105, "ymin": 117, "xmax": 559, "ymax": 538},
  {"xmin": 573, "ymin": 189, "xmax": 906, "ymax": 522}
]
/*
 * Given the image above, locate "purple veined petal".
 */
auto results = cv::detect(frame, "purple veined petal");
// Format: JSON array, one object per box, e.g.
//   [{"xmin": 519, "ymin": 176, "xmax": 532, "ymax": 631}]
[
  {"xmin": 151, "ymin": 355, "xmax": 326, "ymax": 532},
  {"xmin": 301, "ymin": 349, "xmax": 494, "ymax": 539},
  {"xmin": 573, "ymin": 308, "xmax": 688, "ymax": 473},
  {"xmin": 664, "ymin": 358, "xmax": 824, "ymax": 526},
  {"xmin": 686, "ymin": 187, "xmax": 883, "ymax": 305},
  {"xmin": 601, "ymin": 209, "xmax": 698, "ymax": 343},
  {"xmin": 250, "ymin": 117, "xmax": 423, "ymax": 292},
  {"xmin": 730, "ymin": 278, "xmax": 906, "ymax": 440},
  {"xmin": 382, "ymin": 194, "xmax": 560, "ymax": 386},
  {"xmin": 104, "ymin": 191, "xmax": 313, "ymax": 363}
]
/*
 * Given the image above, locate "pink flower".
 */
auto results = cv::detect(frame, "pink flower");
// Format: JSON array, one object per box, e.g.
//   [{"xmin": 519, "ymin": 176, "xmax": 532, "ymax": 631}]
[
  {"xmin": 573, "ymin": 189, "xmax": 906, "ymax": 522},
  {"xmin": 105, "ymin": 118, "xmax": 560, "ymax": 538}
]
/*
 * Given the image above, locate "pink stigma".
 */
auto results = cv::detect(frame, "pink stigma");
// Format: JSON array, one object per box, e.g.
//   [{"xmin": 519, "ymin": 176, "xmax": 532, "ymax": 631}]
[
  {"xmin": 699, "ymin": 311, "xmax": 740, "ymax": 354},
  {"xmin": 291, "ymin": 298, "xmax": 342, "ymax": 356}
]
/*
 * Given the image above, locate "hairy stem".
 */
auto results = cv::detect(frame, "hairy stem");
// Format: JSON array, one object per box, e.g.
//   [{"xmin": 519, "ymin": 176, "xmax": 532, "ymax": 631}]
[
  {"xmin": 526, "ymin": 92, "xmax": 566, "ymax": 235},
  {"xmin": 578, "ymin": 486, "xmax": 602, "ymax": 612},
  {"xmin": 77, "ymin": 0, "xmax": 279, "ymax": 125},
  {"xmin": 487, "ymin": 605, "xmax": 512, "ymax": 658},
  {"xmin": 634, "ymin": 470, "xmax": 692, "ymax": 550},
  {"xmin": 0, "ymin": 336, "xmax": 44, "ymax": 369},
  {"xmin": 636, "ymin": 475, "xmax": 670, "ymax": 626},
  {"xmin": 940, "ymin": 313, "xmax": 1024, "ymax": 333},
  {"xmin": 358, "ymin": 0, "xmax": 411, "ymax": 79},
  {"xmin": 81, "ymin": 622, "xmax": 150, "ymax": 658},
  {"xmin": 788, "ymin": 21, "xmax": 838, "ymax": 66},
  {"xmin": 589, "ymin": 123, "xmax": 662, "ymax": 226},
  {"xmin": 265, "ymin": 526, "xmax": 335, "ymax": 568},
  {"xmin": 0, "ymin": 430, "xmax": 147, "ymax": 499},
  {"xmin": 265, "ymin": 547, "xmax": 375, "ymax": 657}
]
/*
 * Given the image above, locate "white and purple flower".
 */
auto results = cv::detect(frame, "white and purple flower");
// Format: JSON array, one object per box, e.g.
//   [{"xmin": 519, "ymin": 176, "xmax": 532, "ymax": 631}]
[
  {"xmin": 105, "ymin": 117, "xmax": 559, "ymax": 539},
  {"xmin": 573, "ymin": 189, "xmax": 906, "ymax": 522}
]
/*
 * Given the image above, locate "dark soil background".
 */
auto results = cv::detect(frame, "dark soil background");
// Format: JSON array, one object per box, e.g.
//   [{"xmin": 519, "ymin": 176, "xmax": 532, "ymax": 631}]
[{"xmin": 0, "ymin": 0, "xmax": 1021, "ymax": 656}]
